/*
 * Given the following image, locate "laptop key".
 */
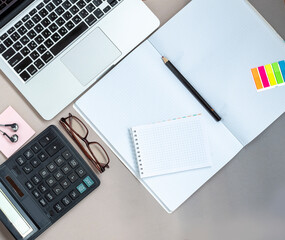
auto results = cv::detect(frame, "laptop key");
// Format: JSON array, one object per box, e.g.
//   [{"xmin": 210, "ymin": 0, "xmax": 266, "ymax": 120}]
[
  {"xmin": 56, "ymin": 17, "xmax": 66, "ymax": 26},
  {"xmin": 20, "ymin": 47, "xmax": 30, "ymax": 56},
  {"xmin": 20, "ymin": 71, "xmax": 31, "ymax": 81},
  {"xmin": 35, "ymin": 24, "xmax": 44, "ymax": 33},
  {"xmin": 35, "ymin": 35, "xmax": 44, "ymax": 44},
  {"xmin": 70, "ymin": 5, "xmax": 79, "ymax": 14},
  {"xmin": 53, "ymin": 0, "xmax": 63, "ymax": 6},
  {"xmin": 77, "ymin": 0, "xmax": 86, "ymax": 9},
  {"xmin": 94, "ymin": 8, "xmax": 104, "ymax": 19},
  {"xmin": 41, "ymin": 51, "xmax": 53, "ymax": 63},
  {"xmin": 50, "ymin": 22, "xmax": 87, "ymax": 56},
  {"xmin": 72, "ymin": 15, "xmax": 81, "ymax": 24},
  {"xmin": 0, "ymin": 44, "xmax": 6, "ymax": 54},
  {"xmin": 103, "ymin": 6, "xmax": 111, "ymax": 13},
  {"xmin": 20, "ymin": 36, "xmax": 30, "ymax": 45},
  {"xmin": 27, "ymin": 30, "xmax": 37, "ymax": 39},
  {"xmin": 37, "ymin": 44, "xmax": 47, "ymax": 54},
  {"xmin": 4, "ymin": 38, "xmax": 13, "ymax": 47},
  {"xmin": 46, "ymin": 3, "xmax": 55, "ymax": 11},
  {"xmin": 79, "ymin": 9, "xmax": 88, "ymax": 18},
  {"xmin": 27, "ymin": 65, "xmax": 38, "ymax": 75},
  {"xmin": 34, "ymin": 59, "xmax": 45, "ymax": 69},
  {"xmin": 2, "ymin": 47, "xmax": 15, "ymax": 60},
  {"xmin": 0, "ymin": 33, "xmax": 8, "ymax": 41},
  {"xmin": 32, "ymin": 13, "xmax": 42, "ymax": 22},
  {"xmin": 41, "ymin": 18, "xmax": 51, "ymax": 28},
  {"xmin": 62, "ymin": 11, "xmax": 72, "ymax": 20},
  {"xmin": 48, "ymin": 12, "xmax": 58, "ymax": 21},
  {"xmin": 22, "ymin": 14, "xmax": 30, "ymax": 22},
  {"xmin": 65, "ymin": 21, "xmax": 75, "ymax": 30},
  {"xmin": 28, "ymin": 41, "xmax": 37, "ymax": 50},
  {"xmin": 42, "ymin": 29, "xmax": 52, "ymax": 38},
  {"xmin": 51, "ymin": 33, "xmax": 61, "ymax": 42},
  {"xmin": 58, "ymin": 26, "xmax": 68, "ymax": 36},
  {"xmin": 14, "ymin": 57, "xmax": 32, "ymax": 73},
  {"xmin": 11, "ymin": 32, "xmax": 20, "ymax": 41},
  {"xmin": 62, "ymin": 0, "xmax": 71, "ymax": 9},
  {"xmin": 15, "ymin": 21, "xmax": 23, "ymax": 28},
  {"xmin": 24, "ymin": 20, "xmax": 35, "ymax": 29},
  {"xmin": 92, "ymin": 0, "xmax": 102, "ymax": 7},
  {"xmin": 8, "ymin": 53, "xmax": 23, "ymax": 67},
  {"xmin": 13, "ymin": 42, "xmax": 23, "ymax": 51},
  {"xmin": 44, "ymin": 39, "xmax": 54, "ymax": 48}
]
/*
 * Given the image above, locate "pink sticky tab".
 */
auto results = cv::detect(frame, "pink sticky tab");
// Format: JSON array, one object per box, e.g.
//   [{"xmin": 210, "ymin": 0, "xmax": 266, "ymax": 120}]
[{"xmin": 0, "ymin": 106, "xmax": 35, "ymax": 158}]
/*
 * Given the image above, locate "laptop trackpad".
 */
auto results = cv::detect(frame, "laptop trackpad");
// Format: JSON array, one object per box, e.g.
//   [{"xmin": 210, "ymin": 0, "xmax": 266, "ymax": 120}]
[{"xmin": 61, "ymin": 28, "xmax": 121, "ymax": 86}]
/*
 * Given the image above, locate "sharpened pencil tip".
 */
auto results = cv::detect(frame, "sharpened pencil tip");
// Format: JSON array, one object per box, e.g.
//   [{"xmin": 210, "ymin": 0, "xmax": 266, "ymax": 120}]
[{"xmin": 162, "ymin": 56, "xmax": 168, "ymax": 63}]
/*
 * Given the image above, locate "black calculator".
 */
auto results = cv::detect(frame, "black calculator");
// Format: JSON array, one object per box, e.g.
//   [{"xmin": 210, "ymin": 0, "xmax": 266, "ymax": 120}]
[{"xmin": 0, "ymin": 125, "xmax": 100, "ymax": 240}]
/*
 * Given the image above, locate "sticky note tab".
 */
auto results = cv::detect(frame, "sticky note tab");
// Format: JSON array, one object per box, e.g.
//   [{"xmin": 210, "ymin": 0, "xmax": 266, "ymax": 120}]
[
  {"xmin": 264, "ymin": 64, "xmax": 277, "ymax": 86},
  {"xmin": 279, "ymin": 60, "xmax": 285, "ymax": 80},
  {"xmin": 258, "ymin": 66, "xmax": 270, "ymax": 88},
  {"xmin": 251, "ymin": 68, "xmax": 263, "ymax": 90},
  {"xmin": 272, "ymin": 62, "xmax": 284, "ymax": 84},
  {"xmin": 0, "ymin": 106, "xmax": 35, "ymax": 158}
]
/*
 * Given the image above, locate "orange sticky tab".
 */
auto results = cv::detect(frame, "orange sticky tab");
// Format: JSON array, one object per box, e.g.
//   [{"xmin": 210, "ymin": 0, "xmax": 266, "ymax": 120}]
[{"xmin": 251, "ymin": 68, "xmax": 263, "ymax": 90}]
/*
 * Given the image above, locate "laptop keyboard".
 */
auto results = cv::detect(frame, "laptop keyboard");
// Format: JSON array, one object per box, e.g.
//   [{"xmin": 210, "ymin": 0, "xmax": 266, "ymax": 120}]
[
  {"xmin": 6, "ymin": 125, "xmax": 100, "ymax": 222},
  {"xmin": 0, "ymin": 0, "xmax": 123, "ymax": 82}
]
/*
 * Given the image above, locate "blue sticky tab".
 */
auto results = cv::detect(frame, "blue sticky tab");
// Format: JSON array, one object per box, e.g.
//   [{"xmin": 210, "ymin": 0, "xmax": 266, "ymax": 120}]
[
  {"xmin": 76, "ymin": 183, "xmax": 87, "ymax": 194},
  {"xmin": 278, "ymin": 60, "xmax": 285, "ymax": 80},
  {"xmin": 83, "ymin": 176, "xmax": 94, "ymax": 187}
]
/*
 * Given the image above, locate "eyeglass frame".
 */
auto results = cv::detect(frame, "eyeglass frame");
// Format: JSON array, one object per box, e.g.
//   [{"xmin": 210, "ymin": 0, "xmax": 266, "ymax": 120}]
[{"xmin": 60, "ymin": 113, "xmax": 110, "ymax": 173}]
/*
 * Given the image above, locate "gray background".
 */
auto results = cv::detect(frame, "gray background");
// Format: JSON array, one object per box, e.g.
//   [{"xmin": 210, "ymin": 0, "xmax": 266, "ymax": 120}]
[{"xmin": 0, "ymin": 0, "xmax": 285, "ymax": 239}]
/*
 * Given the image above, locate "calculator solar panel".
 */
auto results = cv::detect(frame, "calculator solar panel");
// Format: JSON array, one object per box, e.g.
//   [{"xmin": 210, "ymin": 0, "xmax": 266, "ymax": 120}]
[{"xmin": 0, "ymin": 125, "xmax": 100, "ymax": 239}]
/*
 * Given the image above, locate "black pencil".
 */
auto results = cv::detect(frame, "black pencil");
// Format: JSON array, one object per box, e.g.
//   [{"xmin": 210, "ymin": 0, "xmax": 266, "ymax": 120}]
[{"xmin": 162, "ymin": 56, "xmax": 221, "ymax": 122}]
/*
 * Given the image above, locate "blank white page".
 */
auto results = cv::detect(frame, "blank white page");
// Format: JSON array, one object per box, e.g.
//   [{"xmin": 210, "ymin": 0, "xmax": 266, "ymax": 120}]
[
  {"xmin": 74, "ymin": 41, "xmax": 243, "ymax": 212},
  {"xmin": 131, "ymin": 115, "xmax": 211, "ymax": 178}
]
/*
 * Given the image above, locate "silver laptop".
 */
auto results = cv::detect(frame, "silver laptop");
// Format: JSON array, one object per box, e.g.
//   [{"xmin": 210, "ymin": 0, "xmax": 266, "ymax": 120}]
[{"xmin": 0, "ymin": 0, "xmax": 159, "ymax": 120}]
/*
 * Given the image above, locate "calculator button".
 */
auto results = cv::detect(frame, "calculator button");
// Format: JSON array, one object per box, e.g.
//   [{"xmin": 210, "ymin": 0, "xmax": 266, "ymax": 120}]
[
  {"xmin": 53, "ymin": 185, "xmax": 63, "ymax": 195},
  {"xmin": 24, "ymin": 149, "xmax": 34, "ymax": 159},
  {"xmin": 39, "ymin": 132, "xmax": 56, "ymax": 147},
  {"xmin": 25, "ymin": 181, "xmax": 33, "ymax": 190},
  {"xmin": 31, "ymin": 143, "xmax": 41, "ymax": 153},
  {"xmin": 46, "ymin": 140, "xmax": 64, "ymax": 156},
  {"xmin": 83, "ymin": 176, "xmax": 94, "ymax": 188},
  {"xmin": 60, "ymin": 179, "xmax": 70, "ymax": 189},
  {"xmin": 69, "ymin": 189, "xmax": 79, "ymax": 200},
  {"xmin": 75, "ymin": 167, "xmax": 86, "ymax": 178},
  {"xmin": 69, "ymin": 159, "xmax": 78, "ymax": 168},
  {"xmin": 32, "ymin": 175, "xmax": 42, "ymax": 185},
  {"xmin": 23, "ymin": 164, "xmax": 33, "ymax": 174},
  {"xmin": 16, "ymin": 156, "xmax": 26, "ymax": 166},
  {"xmin": 47, "ymin": 162, "xmax": 57, "ymax": 172},
  {"xmin": 45, "ymin": 192, "xmax": 55, "ymax": 202},
  {"xmin": 32, "ymin": 190, "xmax": 40, "ymax": 198},
  {"xmin": 76, "ymin": 183, "xmax": 86, "ymax": 194},
  {"xmin": 54, "ymin": 202, "xmax": 63, "ymax": 213},
  {"xmin": 61, "ymin": 196, "xmax": 71, "ymax": 206},
  {"xmin": 54, "ymin": 156, "xmax": 65, "ymax": 166},
  {"xmin": 46, "ymin": 176, "xmax": 57, "ymax": 187},
  {"xmin": 68, "ymin": 172, "xmax": 78, "ymax": 183},
  {"xmin": 39, "ymin": 168, "xmax": 49, "ymax": 178},
  {"xmin": 54, "ymin": 170, "xmax": 64, "ymax": 181},
  {"xmin": 31, "ymin": 158, "xmax": 41, "ymax": 168},
  {"xmin": 39, "ymin": 183, "xmax": 48, "ymax": 193},
  {"xmin": 61, "ymin": 164, "xmax": 72, "ymax": 175},
  {"xmin": 38, "ymin": 151, "xmax": 48, "ymax": 161},
  {"xmin": 62, "ymin": 150, "xmax": 72, "ymax": 159},
  {"xmin": 39, "ymin": 198, "xmax": 48, "ymax": 207}
]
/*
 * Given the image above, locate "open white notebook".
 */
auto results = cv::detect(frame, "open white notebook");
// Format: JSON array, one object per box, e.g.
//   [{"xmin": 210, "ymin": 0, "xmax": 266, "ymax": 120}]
[
  {"xmin": 131, "ymin": 114, "xmax": 212, "ymax": 178},
  {"xmin": 74, "ymin": 0, "xmax": 285, "ymax": 212}
]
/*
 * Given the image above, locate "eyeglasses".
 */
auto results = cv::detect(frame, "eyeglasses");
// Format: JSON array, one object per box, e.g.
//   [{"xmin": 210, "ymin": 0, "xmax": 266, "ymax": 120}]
[{"xmin": 60, "ymin": 113, "xmax": 110, "ymax": 173}]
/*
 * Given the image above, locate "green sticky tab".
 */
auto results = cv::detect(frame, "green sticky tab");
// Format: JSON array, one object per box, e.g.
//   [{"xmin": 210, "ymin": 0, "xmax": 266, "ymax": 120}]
[
  {"xmin": 77, "ymin": 183, "xmax": 86, "ymax": 194},
  {"xmin": 83, "ymin": 176, "xmax": 94, "ymax": 187},
  {"xmin": 272, "ymin": 62, "xmax": 284, "ymax": 84}
]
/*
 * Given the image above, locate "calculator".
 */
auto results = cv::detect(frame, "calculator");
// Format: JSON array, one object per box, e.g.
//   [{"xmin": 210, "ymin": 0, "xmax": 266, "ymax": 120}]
[{"xmin": 0, "ymin": 125, "xmax": 100, "ymax": 240}]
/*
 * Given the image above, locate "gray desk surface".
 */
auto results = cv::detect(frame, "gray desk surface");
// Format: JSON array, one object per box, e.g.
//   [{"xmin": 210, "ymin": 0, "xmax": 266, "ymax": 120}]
[{"xmin": 0, "ymin": 1, "xmax": 285, "ymax": 239}]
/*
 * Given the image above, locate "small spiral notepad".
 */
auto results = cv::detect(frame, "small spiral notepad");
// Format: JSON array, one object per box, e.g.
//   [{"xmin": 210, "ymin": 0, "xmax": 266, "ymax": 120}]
[{"xmin": 131, "ymin": 114, "xmax": 212, "ymax": 178}]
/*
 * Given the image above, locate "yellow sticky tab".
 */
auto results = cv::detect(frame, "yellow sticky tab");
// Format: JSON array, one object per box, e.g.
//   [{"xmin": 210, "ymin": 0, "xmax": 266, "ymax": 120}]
[{"xmin": 265, "ymin": 64, "xmax": 277, "ymax": 86}]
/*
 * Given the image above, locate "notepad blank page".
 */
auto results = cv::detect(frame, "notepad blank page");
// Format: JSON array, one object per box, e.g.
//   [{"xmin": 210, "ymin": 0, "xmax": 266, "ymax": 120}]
[{"xmin": 132, "ymin": 116, "xmax": 211, "ymax": 178}]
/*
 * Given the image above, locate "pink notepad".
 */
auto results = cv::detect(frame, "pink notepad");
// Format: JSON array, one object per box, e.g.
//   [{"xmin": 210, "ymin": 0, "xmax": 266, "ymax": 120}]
[{"xmin": 0, "ymin": 106, "xmax": 35, "ymax": 158}]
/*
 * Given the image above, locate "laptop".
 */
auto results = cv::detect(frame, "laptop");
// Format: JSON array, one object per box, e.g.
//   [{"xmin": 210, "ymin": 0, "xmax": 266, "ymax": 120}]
[{"xmin": 0, "ymin": 0, "xmax": 159, "ymax": 120}]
